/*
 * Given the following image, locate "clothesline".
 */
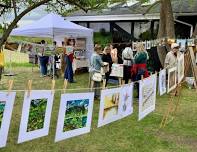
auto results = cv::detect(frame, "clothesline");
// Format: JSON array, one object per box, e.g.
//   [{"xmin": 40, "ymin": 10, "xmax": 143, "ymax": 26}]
[{"xmin": 0, "ymin": 65, "xmax": 176, "ymax": 92}]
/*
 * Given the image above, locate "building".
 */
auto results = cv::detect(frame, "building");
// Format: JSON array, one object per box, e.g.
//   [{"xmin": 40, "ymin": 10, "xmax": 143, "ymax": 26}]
[{"xmin": 65, "ymin": 0, "xmax": 197, "ymax": 42}]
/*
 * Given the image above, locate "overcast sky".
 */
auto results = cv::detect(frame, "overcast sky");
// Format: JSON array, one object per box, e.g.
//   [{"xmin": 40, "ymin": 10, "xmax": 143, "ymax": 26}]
[{"xmin": 0, "ymin": 6, "xmax": 48, "ymax": 27}]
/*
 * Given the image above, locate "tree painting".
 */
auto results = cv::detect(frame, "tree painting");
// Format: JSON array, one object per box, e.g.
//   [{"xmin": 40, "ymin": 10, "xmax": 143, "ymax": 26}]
[
  {"xmin": 0, "ymin": 101, "xmax": 6, "ymax": 129},
  {"xmin": 63, "ymin": 99, "xmax": 89, "ymax": 132},
  {"xmin": 27, "ymin": 98, "xmax": 47, "ymax": 132}
]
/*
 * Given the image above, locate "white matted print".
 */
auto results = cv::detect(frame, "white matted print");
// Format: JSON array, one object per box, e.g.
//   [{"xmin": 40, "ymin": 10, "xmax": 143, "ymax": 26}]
[
  {"xmin": 178, "ymin": 54, "xmax": 185, "ymax": 83},
  {"xmin": 18, "ymin": 90, "xmax": 54, "ymax": 143},
  {"xmin": 167, "ymin": 67, "xmax": 177, "ymax": 93},
  {"xmin": 55, "ymin": 93, "xmax": 94, "ymax": 142},
  {"xmin": 120, "ymin": 83, "xmax": 134, "ymax": 118},
  {"xmin": 159, "ymin": 69, "xmax": 167, "ymax": 96},
  {"xmin": 139, "ymin": 74, "xmax": 157, "ymax": 121},
  {"xmin": 0, "ymin": 92, "xmax": 16, "ymax": 148},
  {"xmin": 98, "ymin": 88, "xmax": 121, "ymax": 127}
]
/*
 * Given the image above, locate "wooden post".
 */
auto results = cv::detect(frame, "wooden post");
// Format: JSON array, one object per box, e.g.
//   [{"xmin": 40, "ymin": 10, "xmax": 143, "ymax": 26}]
[
  {"xmin": 63, "ymin": 79, "xmax": 68, "ymax": 94},
  {"xmin": 51, "ymin": 80, "xmax": 55, "ymax": 94},
  {"xmin": 7, "ymin": 80, "xmax": 13, "ymax": 96},
  {"xmin": 27, "ymin": 80, "xmax": 32, "ymax": 98}
]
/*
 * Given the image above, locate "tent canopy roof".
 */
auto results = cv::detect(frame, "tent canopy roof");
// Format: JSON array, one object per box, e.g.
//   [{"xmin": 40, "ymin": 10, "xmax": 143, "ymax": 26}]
[{"xmin": 11, "ymin": 13, "xmax": 93, "ymax": 38}]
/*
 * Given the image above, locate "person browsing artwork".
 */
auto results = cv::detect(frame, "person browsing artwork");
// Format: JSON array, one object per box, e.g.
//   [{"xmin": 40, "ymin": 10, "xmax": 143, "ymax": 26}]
[
  {"xmin": 164, "ymin": 43, "xmax": 181, "ymax": 69},
  {"xmin": 89, "ymin": 45, "xmax": 104, "ymax": 99},
  {"xmin": 102, "ymin": 46, "xmax": 113, "ymax": 87},
  {"xmin": 122, "ymin": 43, "xmax": 134, "ymax": 84},
  {"xmin": 132, "ymin": 42, "xmax": 149, "ymax": 98},
  {"xmin": 38, "ymin": 40, "xmax": 49, "ymax": 77},
  {"xmin": 63, "ymin": 39, "xmax": 75, "ymax": 83}
]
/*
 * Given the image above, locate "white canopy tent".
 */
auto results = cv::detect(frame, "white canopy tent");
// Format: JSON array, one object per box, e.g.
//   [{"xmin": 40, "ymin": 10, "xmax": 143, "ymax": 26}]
[{"xmin": 11, "ymin": 13, "xmax": 94, "ymax": 58}]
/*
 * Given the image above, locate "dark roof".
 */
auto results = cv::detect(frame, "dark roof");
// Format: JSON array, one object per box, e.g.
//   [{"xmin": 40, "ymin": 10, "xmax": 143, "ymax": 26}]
[{"xmin": 68, "ymin": 0, "xmax": 197, "ymax": 17}]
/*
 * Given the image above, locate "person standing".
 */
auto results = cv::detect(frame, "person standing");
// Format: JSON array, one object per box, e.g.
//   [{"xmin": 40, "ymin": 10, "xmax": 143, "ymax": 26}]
[
  {"xmin": 38, "ymin": 40, "xmax": 49, "ymax": 77},
  {"xmin": 164, "ymin": 43, "xmax": 181, "ymax": 69},
  {"xmin": 132, "ymin": 43, "xmax": 149, "ymax": 97},
  {"xmin": 102, "ymin": 46, "xmax": 113, "ymax": 86},
  {"xmin": 122, "ymin": 43, "xmax": 134, "ymax": 84},
  {"xmin": 64, "ymin": 39, "xmax": 75, "ymax": 83},
  {"xmin": 110, "ymin": 44, "xmax": 118, "ymax": 63},
  {"xmin": 89, "ymin": 45, "xmax": 104, "ymax": 99}
]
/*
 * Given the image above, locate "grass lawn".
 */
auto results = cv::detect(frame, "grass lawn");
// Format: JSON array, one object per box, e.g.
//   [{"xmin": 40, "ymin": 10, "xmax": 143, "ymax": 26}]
[{"xmin": 0, "ymin": 66, "xmax": 197, "ymax": 152}]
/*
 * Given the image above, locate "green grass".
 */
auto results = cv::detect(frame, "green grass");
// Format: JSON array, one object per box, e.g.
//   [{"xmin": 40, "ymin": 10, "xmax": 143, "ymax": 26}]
[{"xmin": 0, "ymin": 66, "xmax": 196, "ymax": 152}]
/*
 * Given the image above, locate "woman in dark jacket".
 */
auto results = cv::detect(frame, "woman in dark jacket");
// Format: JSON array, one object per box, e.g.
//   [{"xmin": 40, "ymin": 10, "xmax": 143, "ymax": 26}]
[{"xmin": 102, "ymin": 46, "xmax": 113, "ymax": 86}]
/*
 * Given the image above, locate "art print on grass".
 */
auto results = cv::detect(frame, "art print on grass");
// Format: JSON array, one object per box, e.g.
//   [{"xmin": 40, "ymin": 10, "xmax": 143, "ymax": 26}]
[
  {"xmin": 159, "ymin": 69, "xmax": 167, "ymax": 96},
  {"xmin": 18, "ymin": 91, "xmax": 54, "ymax": 143},
  {"xmin": 168, "ymin": 67, "xmax": 177, "ymax": 93},
  {"xmin": 98, "ymin": 88, "xmax": 122, "ymax": 127},
  {"xmin": 0, "ymin": 101, "xmax": 6, "ymax": 129},
  {"xmin": 0, "ymin": 92, "xmax": 16, "ymax": 148},
  {"xmin": 27, "ymin": 98, "xmax": 47, "ymax": 132},
  {"xmin": 55, "ymin": 93, "xmax": 94, "ymax": 142},
  {"xmin": 139, "ymin": 74, "xmax": 157, "ymax": 121},
  {"xmin": 178, "ymin": 54, "xmax": 185, "ymax": 83},
  {"xmin": 119, "ymin": 83, "xmax": 134, "ymax": 118}
]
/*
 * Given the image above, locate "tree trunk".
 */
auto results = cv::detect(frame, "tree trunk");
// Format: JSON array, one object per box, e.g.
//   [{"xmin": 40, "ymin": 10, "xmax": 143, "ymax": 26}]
[
  {"xmin": 157, "ymin": 0, "xmax": 166, "ymax": 38},
  {"xmin": 157, "ymin": 0, "xmax": 175, "ymax": 67},
  {"xmin": 0, "ymin": 0, "xmax": 50, "ymax": 50},
  {"xmin": 192, "ymin": 23, "xmax": 197, "ymax": 38},
  {"xmin": 165, "ymin": 0, "xmax": 175, "ymax": 38}
]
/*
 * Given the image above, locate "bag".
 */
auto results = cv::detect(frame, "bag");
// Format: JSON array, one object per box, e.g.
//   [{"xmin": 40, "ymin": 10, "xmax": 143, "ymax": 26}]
[
  {"xmin": 92, "ymin": 72, "xmax": 102, "ymax": 82},
  {"xmin": 0, "ymin": 51, "xmax": 5, "ymax": 67}
]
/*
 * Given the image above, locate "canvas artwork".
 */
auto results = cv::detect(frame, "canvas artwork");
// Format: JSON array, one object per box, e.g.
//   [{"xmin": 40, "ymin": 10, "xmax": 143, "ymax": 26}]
[
  {"xmin": 110, "ymin": 64, "xmax": 124, "ymax": 78},
  {"xmin": 120, "ymin": 83, "xmax": 134, "ymax": 118},
  {"xmin": 139, "ymin": 74, "xmax": 157, "ymax": 121},
  {"xmin": 168, "ymin": 67, "xmax": 177, "ymax": 93},
  {"xmin": 18, "ymin": 91, "xmax": 54, "ymax": 143},
  {"xmin": 132, "ymin": 42, "xmax": 137, "ymax": 51},
  {"xmin": 146, "ymin": 41, "xmax": 151, "ymax": 49},
  {"xmin": 178, "ymin": 54, "xmax": 185, "ymax": 83},
  {"xmin": 177, "ymin": 39, "xmax": 186, "ymax": 49},
  {"xmin": 4, "ymin": 42, "xmax": 19, "ymax": 51},
  {"xmin": 0, "ymin": 92, "xmax": 16, "ymax": 148},
  {"xmin": 187, "ymin": 39, "xmax": 194, "ymax": 47},
  {"xmin": 98, "ymin": 88, "xmax": 121, "ymax": 127},
  {"xmin": 44, "ymin": 46, "xmax": 55, "ymax": 56},
  {"xmin": 21, "ymin": 43, "xmax": 34, "ymax": 53},
  {"xmin": 159, "ymin": 69, "xmax": 167, "ymax": 96},
  {"xmin": 55, "ymin": 93, "xmax": 94, "ymax": 142},
  {"xmin": 142, "ymin": 41, "xmax": 147, "ymax": 50},
  {"xmin": 75, "ymin": 38, "xmax": 86, "ymax": 50}
]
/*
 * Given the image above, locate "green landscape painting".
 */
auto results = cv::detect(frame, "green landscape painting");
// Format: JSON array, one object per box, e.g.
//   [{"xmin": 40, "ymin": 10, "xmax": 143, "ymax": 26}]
[
  {"xmin": 27, "ymin": 98, "xmax": 47, "ymax": 132},
  {"xmin": 63, "ymin": 99, "xmax": 89, "ymax": 132},
  {"xmin": 0, "ymin": 101, "xmax": 6, "ymax": 129}
]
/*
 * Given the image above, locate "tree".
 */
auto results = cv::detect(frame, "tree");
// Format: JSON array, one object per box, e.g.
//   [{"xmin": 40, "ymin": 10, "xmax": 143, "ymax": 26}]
[{"xmin": 0, "ymin": 0, "xmax": 114, "ymax": 50}]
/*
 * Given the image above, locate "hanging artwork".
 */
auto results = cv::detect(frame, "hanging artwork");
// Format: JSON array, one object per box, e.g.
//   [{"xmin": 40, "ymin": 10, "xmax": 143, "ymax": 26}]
[
  {"xmin": 176, "ymin": 39, "xmax": 186, "ymax": 49},
  {"xmin": 55, "ymin": 93, "xmax": 94, "ymax": 142},
  {"xmin": 146, "ymin": 41, "xmax": 151, "ymax": 49},
  {"xmin": 159, "ymin": 69, "xmax": 167, "ymax": 96},
  {"xmin": 0, "ymin": 92, "xmax": 16, "ymax": 148},
  {"xmin": 187, "ymin": 39, "xmax": 194, "ymax": 47},
  {"xmin": 119, "ymin": 83, "xmax": 134, "ymax": 118},
  {"xmin": 21, "ymin": 43, "xmax": 34, "ymax": 53},
  {"xmin": 75, "ymin": 38, "xmax": 86, "ymax": 50},
  {"xmin": 132, "ymin": 42, "xmax": 137, "ymax": 51},
  {"xmin": 167, "ymin": 67, "xmax": 177, "ymax": 93},
  {"xmin": 139, "ymin": 74, "xmax": 157, "ymax": 121},
  {"xmin": 110, "ymin": 64, "xmax": 124, "ymax": 78},
  {"xmin": 18, "ymin": 90, "xmax": 54, "ymax": 143},
  {"xmin": 98, "ymin": 88, "xmax": 121, "ymax": 127},
  {"xmin": 178, "ymin": 54, "xmax": 185, "ymax": 83}
]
